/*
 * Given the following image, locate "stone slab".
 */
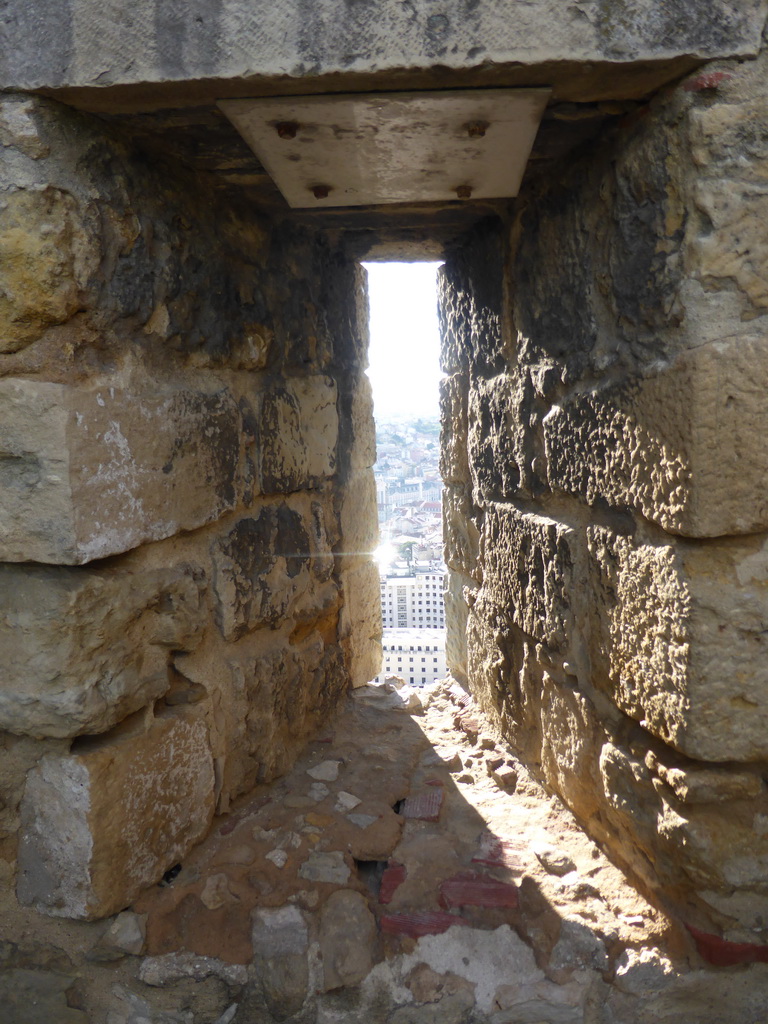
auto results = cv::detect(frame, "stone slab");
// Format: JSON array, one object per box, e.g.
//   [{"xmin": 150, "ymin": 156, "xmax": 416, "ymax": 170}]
[
  {"xmin": 544, "ymin": 335, "xmax": 768, "ymax": 538},
  {"xmin": 0, "ymin": 562, "xmax": 204, "ymax": 738},
  {"xmin": 589, "ymin": 524, "xmax": 768, "ymax": 761},
  {"xmin": 6, "ymin": 1, "xmax": 765, "ymax": 99},
  {"xmin": 17, "ymin": 706, "xmax": 215, "ymax": 919},
  {"xmin": 0, "ymin": 376, "xmax": 241, "ymax": 563}
]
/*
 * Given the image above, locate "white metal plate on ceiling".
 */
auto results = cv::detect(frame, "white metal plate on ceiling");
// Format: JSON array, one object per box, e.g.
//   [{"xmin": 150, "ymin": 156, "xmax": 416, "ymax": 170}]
[{"xmin": 219, "ymin": 88, "xmax": 551, "ymax": 209}]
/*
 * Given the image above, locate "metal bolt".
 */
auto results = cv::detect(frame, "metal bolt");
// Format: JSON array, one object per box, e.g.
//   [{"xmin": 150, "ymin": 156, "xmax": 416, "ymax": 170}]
[
  {"xmin": 464, "ymin": 120, "xmax": 489, "ymax": 138},
  {"xmin": 275, "ymin": 121, "xmax": 299, "ymax": 139},
  {"xmin": 455, "ymin": 184, "xmax": 473, "ymax": 200},
  {"xmin": 311, "ymin": 184, "xmax": 331, "ymax": 199}
]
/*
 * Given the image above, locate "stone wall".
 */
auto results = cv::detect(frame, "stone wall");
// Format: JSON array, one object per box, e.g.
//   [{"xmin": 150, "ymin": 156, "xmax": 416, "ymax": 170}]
[
  {"xmin": 441, "ymin": 48, "xmax": 768, "ymax": 948},
  {"xmin": 3, "ymin": 0, "xmax": 766, "ymax": 108},
  {"xmin": 0, "ymin": 94, "xmax": 380, "ymax": 919}
]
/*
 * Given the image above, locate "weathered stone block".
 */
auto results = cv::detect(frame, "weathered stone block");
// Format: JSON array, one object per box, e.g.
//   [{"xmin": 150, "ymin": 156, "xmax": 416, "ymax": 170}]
[
  {"xmin": 468, "ymin": 375, "xmax": 525, "ymax": 503},
  {"xmin": 211, "ymin": 505, "xmax": 314, "ymax": 641},
  {"xmin": 444, "ymin": 571, "xmax": 475, "ymax": 687},
  {"xmin": 346, "ymin": 373, "xmax": 376, "ymax": 473},
  {"xmin": 438, "ymin": 264, "xmax": 470, "ymax": 375},
  {"xmin": 0, "ymin": 376, "xmax": 241, "ymax": 563},
  {"xmin": 482, "ymin": 503, "xmax": 577, "ymax": 652},
  {"xmin": 339, "ymin": 560, "xmax": 382, "ymax": 687},
  {"xmin": 17, "ymin": 706, "xmax": 215, "ymax": 919},
  {"xmin": 599, "ymin": 739, "xmax": 768, "ymax": 936},
  {"xmin": 252, "ymin": 906, "xmax": 309, "ymax": 1019},
  {"xmin": 439, "ymin": 373, "xmax": 469, "ymax": 485},
  {"xmin": 338, "ymin": 471, "xmax": 378, "ymax": 570},
  {"xmin": 0, "ymin": 187, "xmax": 98, "ymax": 353},
  {"xmin": 544, "ymin": 335, "xmax": 768, "ymax": 537},
  {"xmin": 0, "ymin": 562, "xmax": 204, "ymax": 739},
  {"xmin": 178, "ymin": 629, "xmax": 346, "ymax": 808},
  {"xmin": 259, "ymin": 375, "xmax": 338, "ymax": 493},
  {"xmin": 0, "ymin": 968, "xmax": 88, "ymax": 1024},
  {"xmin": 539, "ymin": 674, "xmax": 604, "ymax": 825},
  {"xmin": 319, "ymin": 889, "xmax": 377, "ymax": 991},
  {"xmin": 443, "ymin": 485, "xmax": 480, "ymax": 580},
  {"xmin": 589, "ymin": 525, "xmax": 768, "ymax": 762}
]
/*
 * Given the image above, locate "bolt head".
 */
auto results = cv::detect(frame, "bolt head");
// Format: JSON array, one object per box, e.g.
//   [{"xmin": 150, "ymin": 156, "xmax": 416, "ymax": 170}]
[
  {"xmin": 455, "ymin": 184, "xmax": 473, "ymax": 200},
  {"xmin": 275, "ymin": 121, "xmax": 299, "ymax": 139},
  {"xmin": 311, "ymin": 184, "xmax": 331, "ymax": 200},
  {"xmin": 464, "ymin": 120, "xmax": 489, "ymax": 138}
]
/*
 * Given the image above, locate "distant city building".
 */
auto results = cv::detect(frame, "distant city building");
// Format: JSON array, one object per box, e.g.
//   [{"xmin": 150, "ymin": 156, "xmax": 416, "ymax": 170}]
[
  {"xmin": 380, "ymin": 568, "xmax": 446, "ymax": 629},
  {"xmin": 373, "ymin": 629, "xmax": 447, "ymax": 687}
]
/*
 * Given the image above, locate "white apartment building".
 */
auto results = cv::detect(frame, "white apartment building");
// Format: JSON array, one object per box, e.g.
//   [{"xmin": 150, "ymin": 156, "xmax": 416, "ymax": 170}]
[
  {"xmin": 380, "ymin": 569, "xmax": 446, "ymax": 629},
  {"xmin": 373, "ymin": 629, "xmax": 447, "ymax": 687}
]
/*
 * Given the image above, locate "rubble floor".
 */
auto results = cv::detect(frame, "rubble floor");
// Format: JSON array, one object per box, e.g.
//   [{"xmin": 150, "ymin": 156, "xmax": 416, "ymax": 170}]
[{"xmin": 4, "ymin": 680, "xmax": 768, "ymax": 1023}]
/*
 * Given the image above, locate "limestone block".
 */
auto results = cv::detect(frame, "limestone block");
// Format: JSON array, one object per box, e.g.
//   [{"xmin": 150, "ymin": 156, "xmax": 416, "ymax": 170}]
[
  {"xmin": 0, "ymin": 969, "xmax": 88, "ymax": 1024},
  {"xmin": 438, "ymin": 264, "xmax": 470, "ymax": 375},
  {"xmin": 180, "ymin": 629, "xmax": 346, "ymax": 807},
  {"xmin": 539, "ymin": 675, "xmax": 603, "ymax": 824},
  {"xmin": 0, "ymin": 376, "xmax": 241, "ymax": 563},
  {"xmin": 338, "ymin": 471, "xmax": 378, "ymax": 569},
  {"xmin": 468, "ymin": 375, "xmax": 524, "ymax": 503},
  {"xmin": 444, "ymin": 571, "xmax": 475, "ymax": 687},
  {"xmin": 599, "ymin": 740, "xmax": 768, "ymax": 933},
  {"xmin": 346, "ymin": 373, "xmax": 376, "ymax": 473},
  {"xmin": 259, "ymin": 375, "xmax": 338, "ymax": 493},
  {"xmin": 339, "ymin": 560, "xmax": 382, "ymax": 687},
  {"xmin": 0, "ymin": 187, "xmax": 98, "ymax": 353},
  {"xmin": 211, "ymin": 504, "xmax": 314, "ymax": 641},
  {"xmin": 17, "ymin": 706, "xmax": 215, "ymax": 919},
  {"xmin": 443, "ymin": 486, "xmax": 480, "ymax": 580},
  {"xmin": 439, "ymin": 374, "xmax": 469, "ymax": 485},
  {"xmin": 688, "ymin": 89, "xmax": 768, "ymax": 319},
  {"xmin": 252, "ymin": 906, "xmax": 309, "ymax": 1019},
  {"xmin": 544, "ymin": 335, "xmax": 768, "ymax": 537},
  {"xmin": 0, "ymin": 562, "xmax": 205, "ymax": 739},
  {"xmin": 589, "ymin": 525, "xmax": 768, "ymax": 762},
  {"xmin": 482, "ymin": 503, "xmax": 577, "ymax": 652},
  {"xmin": 319, "ymin": 889, "xmax": 378, "ymax": 991},
  {"xmin": 465, "ymin": 595, "xmax": 511, "ymax": 736},
  {"xmin": 7, "ymin": 1, "xmax": 766, "ymax": 96}
]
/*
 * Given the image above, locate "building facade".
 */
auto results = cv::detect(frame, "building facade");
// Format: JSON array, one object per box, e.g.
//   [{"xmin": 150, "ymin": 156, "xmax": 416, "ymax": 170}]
[
  {"xmin": 373, "ymin": 629, "xmax": 447, "ymax": 687},
  {"xmin": 380, "ymin": 569, "xmax": 446, "ymax": 629}
]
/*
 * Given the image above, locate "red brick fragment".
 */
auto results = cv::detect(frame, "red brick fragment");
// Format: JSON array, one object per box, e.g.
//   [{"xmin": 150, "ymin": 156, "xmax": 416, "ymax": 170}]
[
  {"xmin": 453, "ymin": 713, "xmax": 480, "ymax": 742},
  {"xmin": 381, "ymin": 912, "xmax": 470, "ymax": 938},
  {"xmin": 448, "ymin": 683, "xmax": 471, "ymax": 708},
  {"xmin": 471, "ymin": 833, "xmax": 525, "ymax": 871},
  {"xmin": 683, "ymin": 71, "xmax": 733, "ymax": 92},
  {"xmin": 439, "ymin": 870, "xmax": 519, "ymax": 910},
  {"xmin": 687, "ymin": 925, "xmax": 768, "ymax": 966},
  {"xmin": 379, "ymin": 862, "xmax": 407, "ymax": 904},
  {"xmin": 401, "ymin": 788, "xmax": 444, "ymax": 822}
]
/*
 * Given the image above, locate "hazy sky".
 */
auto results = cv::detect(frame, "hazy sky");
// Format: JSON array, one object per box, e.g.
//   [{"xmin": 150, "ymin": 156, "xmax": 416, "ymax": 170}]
[{"xmin": 363, "ymin": 261, "xmax": 444, "ymax": 420}]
